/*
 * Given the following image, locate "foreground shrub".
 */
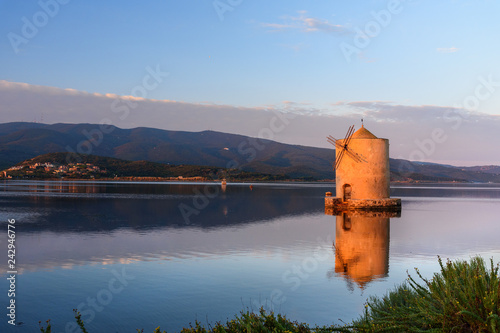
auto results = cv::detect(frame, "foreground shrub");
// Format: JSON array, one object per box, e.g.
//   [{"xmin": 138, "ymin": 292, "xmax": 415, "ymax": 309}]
[
  {"xmin": 354, "ymin": 256, "xmax": 500, "ymax": 332},
  {"xmin": 41, "ymin": 308, "xmax": 328, "ymax": 333},
  {"xmin": 176, "ymin": 307, "xmax": 312, "ymax": 333}
]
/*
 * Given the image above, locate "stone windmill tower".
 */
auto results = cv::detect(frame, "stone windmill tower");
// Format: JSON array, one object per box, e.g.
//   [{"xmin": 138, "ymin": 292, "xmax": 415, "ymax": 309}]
[{"xmin": 325, "ymin": 125, "xmax": 401, "ymax": 211}]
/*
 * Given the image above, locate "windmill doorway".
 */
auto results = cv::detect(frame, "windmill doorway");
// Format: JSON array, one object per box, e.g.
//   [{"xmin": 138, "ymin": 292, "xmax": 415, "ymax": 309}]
[{"xmin": 343, "ymin": 184, "xmax": 352, "ymax": 201}]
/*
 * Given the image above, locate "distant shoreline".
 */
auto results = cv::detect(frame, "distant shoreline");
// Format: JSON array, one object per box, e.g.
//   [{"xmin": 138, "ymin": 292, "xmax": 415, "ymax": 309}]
[
  {"xmin": 0, "ymin": 177, "xmax": 484, "ymax": 184},
  {"xmin": 0, "ymin": 177, "xmax": 334, "ymax": 183}
]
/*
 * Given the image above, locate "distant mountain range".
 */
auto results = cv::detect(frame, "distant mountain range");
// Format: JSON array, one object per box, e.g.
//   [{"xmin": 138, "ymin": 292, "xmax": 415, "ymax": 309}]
[{"xmin": 1, "ymin": 122, "xmax": 499, "ymax": 182}]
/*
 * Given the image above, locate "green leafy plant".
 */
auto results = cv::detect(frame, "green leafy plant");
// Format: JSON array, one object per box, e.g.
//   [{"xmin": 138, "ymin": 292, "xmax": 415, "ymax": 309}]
[
  {"xmin": 39, "ymin": 319, "xmax": 51, "ymax": 333},
  {"xmin": 73, "ymin": 309, "xmax": 89, "ymax": 333},
  {"xmin": 354, "ymin": 256, "xmax": 500, "ymax": 332},
  {"xmin": 142, "ymin": 308, "xmax": 314, "ymax": 333}
]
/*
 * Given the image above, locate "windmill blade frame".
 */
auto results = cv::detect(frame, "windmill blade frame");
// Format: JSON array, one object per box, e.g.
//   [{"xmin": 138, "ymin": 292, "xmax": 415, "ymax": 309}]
[
  {"xmin": 336, "ymin": 126, "xmax": 356, "ymax": 169},
  {"xmin": 327, "ymin": 125, "xmax": 367, "ymax": 170},
  {"xmin": 328, "ymin": 125, "xmax": 354, "ymax": 170}
]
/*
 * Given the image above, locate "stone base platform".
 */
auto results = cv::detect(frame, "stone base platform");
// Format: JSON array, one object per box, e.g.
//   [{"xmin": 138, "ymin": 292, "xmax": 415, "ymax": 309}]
[
  {"xmin": 325, "ymin": 206, "xmax": 401, "ymax": 217},
  {"xmin": 325, "ymin": 195, "xmax": 401, "ymax": 213}
]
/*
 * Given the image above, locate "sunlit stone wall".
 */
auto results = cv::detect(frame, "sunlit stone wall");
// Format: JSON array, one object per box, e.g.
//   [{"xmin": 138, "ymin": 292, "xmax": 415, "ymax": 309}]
[{"xmin": 335, "ymin": 127, "xmax": 390, "ymax": 200}]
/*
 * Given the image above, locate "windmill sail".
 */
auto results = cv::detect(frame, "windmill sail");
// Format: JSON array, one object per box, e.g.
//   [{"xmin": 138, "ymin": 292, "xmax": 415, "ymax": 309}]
[{"xmin": 327, "ymin": 125, "xmax": 367, "ymax": 171}]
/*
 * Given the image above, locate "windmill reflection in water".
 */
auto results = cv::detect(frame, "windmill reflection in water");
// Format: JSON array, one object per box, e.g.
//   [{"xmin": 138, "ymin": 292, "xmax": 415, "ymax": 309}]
[{"xmin": 326, "ymin": 208, "xmax": 400, "ymax": 291}]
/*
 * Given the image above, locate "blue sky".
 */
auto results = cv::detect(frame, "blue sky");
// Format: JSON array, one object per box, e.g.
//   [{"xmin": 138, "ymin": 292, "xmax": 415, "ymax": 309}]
[{"xmin": 1, "ymin": 0, "xmax": 500, "ymax": 165}]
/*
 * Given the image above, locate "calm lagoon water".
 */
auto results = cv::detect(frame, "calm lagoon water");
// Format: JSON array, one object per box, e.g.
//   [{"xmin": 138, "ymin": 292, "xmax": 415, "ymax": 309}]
[{"xmin": 1, "ymin": 180, "xmax": 500, "ymax": 332}]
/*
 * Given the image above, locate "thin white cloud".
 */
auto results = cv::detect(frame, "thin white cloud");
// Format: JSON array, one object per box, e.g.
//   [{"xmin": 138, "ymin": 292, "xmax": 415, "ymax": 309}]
[
  {"xmin": 260, "ymin": 23, "xmax": 295, "ymax": 32},
  {"xmin": 260, "ymin": 11, "xmax": 350, "ymax": 35},
  {"xmin": 344, "ymin": 101, "xmax": 464, "ymax": 122},
  {"xmin": 122, "ymin": 95, "xmax": 147, "ymax": 101},
  {"xmin": 437, "ymin": 47, "xmax": 459, "ymax": 53},
  {"xmin": 297, "ymin": 17, "xmax": 347, "ymax": 34},
  {"xmin": 279, "ymin": 43, "xmax": 308, "ymax": 52}
]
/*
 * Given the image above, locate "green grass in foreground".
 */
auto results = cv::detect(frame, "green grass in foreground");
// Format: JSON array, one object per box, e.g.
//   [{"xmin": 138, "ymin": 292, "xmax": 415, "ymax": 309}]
[
  {"xmin": 353, "ymin": 256, "xmax": 500, "ymax": 332},
  {"xmin": 40, "ymin": 256, "xmax": 499, "ymax": 333}
]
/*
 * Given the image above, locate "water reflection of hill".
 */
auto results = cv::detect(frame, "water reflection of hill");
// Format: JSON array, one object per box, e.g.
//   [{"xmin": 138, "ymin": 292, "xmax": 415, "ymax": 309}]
[{"xmin": 0, "ymin": 182, "xmax": 328, "ymax": 233}]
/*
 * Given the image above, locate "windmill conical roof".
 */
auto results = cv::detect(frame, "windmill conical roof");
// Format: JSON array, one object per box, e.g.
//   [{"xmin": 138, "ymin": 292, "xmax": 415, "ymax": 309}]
[{"xmin": 351, "ymin": 126, "xmax": 378, "ymax": 139}]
